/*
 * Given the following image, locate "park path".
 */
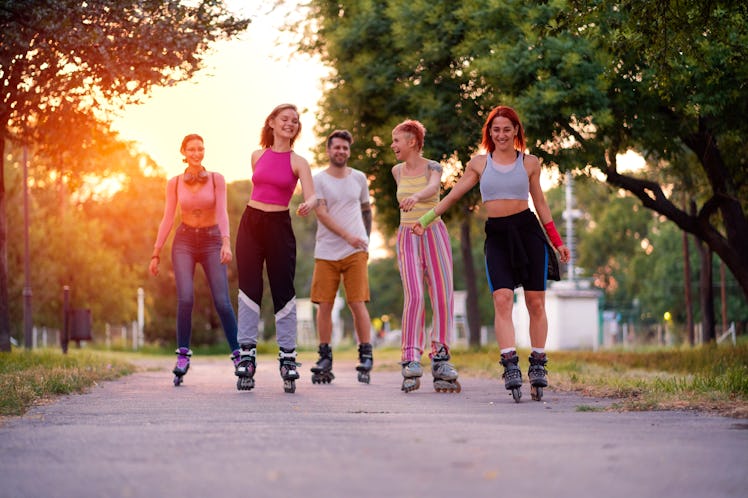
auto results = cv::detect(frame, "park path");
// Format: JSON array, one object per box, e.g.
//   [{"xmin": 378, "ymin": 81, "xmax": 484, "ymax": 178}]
[{"xmin": 1, "ymin": 356, "xmax": 746, "ymax": 498}]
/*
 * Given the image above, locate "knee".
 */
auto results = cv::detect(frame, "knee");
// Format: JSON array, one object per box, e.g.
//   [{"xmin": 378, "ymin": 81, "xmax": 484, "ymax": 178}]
[
  {"xmin": 525, "ymin": 296, "xmax": 546, "ymax": 317},
  {"xmin": 492, "ymin": 291, "xmax": 514, "ymax": 316}
]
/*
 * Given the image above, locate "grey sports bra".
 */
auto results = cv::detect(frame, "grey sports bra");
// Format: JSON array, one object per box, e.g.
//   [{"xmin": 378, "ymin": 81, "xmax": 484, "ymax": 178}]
[{"xmin": 479, "ymin": 152, "xmax": 529, "ymax": 202}]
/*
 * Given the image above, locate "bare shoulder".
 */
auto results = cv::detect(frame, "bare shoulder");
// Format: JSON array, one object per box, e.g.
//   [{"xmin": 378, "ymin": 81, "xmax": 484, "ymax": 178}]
[
  {"xmin": 523, "ymin": 153, "xmax": 541, "ymax": 173},
  {"xmin": 467, "ymin": 153, "xmax": 488, "ymax": 173},
  {"xmin": 250, "ymin": 149, "xmax": 264, "ymax": 165},
  {"xmin": 291, "ymin": 151, "xmax": 311, "ymax": 170}
]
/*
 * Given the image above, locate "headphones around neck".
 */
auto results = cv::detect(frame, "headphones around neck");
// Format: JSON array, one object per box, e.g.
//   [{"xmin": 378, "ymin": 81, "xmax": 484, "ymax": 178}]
[{"xmin": 184, "ymin": 168, "xmax": 209, "ymax": 185}]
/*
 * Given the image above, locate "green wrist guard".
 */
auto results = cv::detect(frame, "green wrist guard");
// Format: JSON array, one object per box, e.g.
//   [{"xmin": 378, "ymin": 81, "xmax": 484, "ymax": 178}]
[{"xmin": 418, "ymin": 209, "xmax": 437, "ymax": 228}]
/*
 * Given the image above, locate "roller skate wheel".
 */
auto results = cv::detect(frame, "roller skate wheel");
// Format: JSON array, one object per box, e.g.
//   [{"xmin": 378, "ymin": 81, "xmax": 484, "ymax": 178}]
[
  {"xmin": 236, "ymin": 377, "xmax": 254, "ymax": 391},
  {"xmin": 357, "ymin": 372, "xmax": 370, "ymax": 384},
  {"xmin": 173, "ymin": 375, "xmax": 183, "ymax": 387},
  {"xmin": 434, "ymin": 380, "xmax": 461, "ymax": 393},
  {"xmin": 511, "ymin": 387, "xmax": 522, "ymax": 403},
  {"xmin": 401, "ymin": 377, "xmax": 420, "ymax": 393},
  {"xmin": 531, "ymin": 385, "xmax": 543, "ymax": 401},
  {"xmin": 283, "ymin": 380, "xmax": 296, "ymax": 393}
]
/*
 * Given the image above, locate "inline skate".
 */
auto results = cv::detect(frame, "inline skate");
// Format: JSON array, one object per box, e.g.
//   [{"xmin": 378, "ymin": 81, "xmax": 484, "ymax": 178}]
[
  {"xmin": 172, "ymin": 347, "xmax": 192, "ymax": 386},
  {"xmin": 311, "ymin": 343, "xmax": 335, "ymax": 384},
  {"xmin": 235, "ymin": 344, "xmax": 257, "ymax": 391},
  {"xmin": 431, "ymin": 345, "xmax": 461, "ymax": 393},
  {"xmin": 401, "ymin": 360, "xmax": 423, "ymax": 393},
  {"xmin": 528, "ymin": 351, "xmax": 548, "ymax": 401},
  {"xmin": 279, "ymin": 348, "xmax": 300, "ymax": 393},
  {"xmin": 500, "ymin": 350, "xmax": 523, "ymax": 402},
  {"xmin": 356, "ymin": 343, "xmax": 373, "ymax": 384}
]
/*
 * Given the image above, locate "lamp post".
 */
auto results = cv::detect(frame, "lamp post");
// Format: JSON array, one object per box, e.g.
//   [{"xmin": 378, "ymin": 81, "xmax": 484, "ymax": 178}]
[{"xmin": 23, "ymin": 144, "xmax": 33, "ymax": 350}]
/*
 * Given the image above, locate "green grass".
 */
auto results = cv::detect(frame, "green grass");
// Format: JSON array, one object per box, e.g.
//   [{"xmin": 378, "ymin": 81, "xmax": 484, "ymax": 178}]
[
  {"xmin": 0, "ymin": 349, "xmax": 135, "ymax": 417},
  {"xmin": 2, "ymin": 342, "xmax": 747, "ymax": 419}
]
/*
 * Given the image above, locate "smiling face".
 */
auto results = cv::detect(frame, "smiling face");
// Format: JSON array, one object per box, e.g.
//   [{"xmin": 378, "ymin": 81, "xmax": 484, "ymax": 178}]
[
  {"xmin": 489, "ymin": 116, "xmax": 518, "ymax": 152},
  {"xmin": 181, "ymin": 138, "xmax": 205, "ymax": 167},
  {"xmin": 390, "ymin": 131, "xmax": 414, "ymax": 161},
  {"xmin": 269, "ymin": 107, "xmax": 300, "ymax": 142},
  {"xmin": 327, "ymin": 137, "xmax": 351, "ymax": 168}
]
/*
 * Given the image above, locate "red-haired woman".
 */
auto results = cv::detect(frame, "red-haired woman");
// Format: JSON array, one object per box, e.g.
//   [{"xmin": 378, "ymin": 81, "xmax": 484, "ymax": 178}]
[
  {"xmin": 413, "ymin": 106, "xmax": 570, "ymax": 402},
  {"xmin": 234, "ymin": 104, "xmax": 315, "ymax": 393},
  {"xmin": 391, "ymin": 119, "xmax": 460, "ymax": 394}
]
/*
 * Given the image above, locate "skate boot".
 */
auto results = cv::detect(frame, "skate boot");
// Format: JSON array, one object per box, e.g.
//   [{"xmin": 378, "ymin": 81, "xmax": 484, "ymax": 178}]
[
  {"xmin": 172, "ymin": 347, "xmax": 192, "ymax": 386},
  {"xmin": 500, "ymin": 351, "xmax": 523, "ymax": 403},
  {"xmin": 279, "ymin": 348, "xmax": 300, "ymax": 393},
  {"xmin": 401, "ymin": 360, "xmax": 423, "ymax": 393},
  {"xmin": 528, "ymin": 351, "xmax": 548, "ymax": 401},
  {"xmin": 430, "ymin": 345, "xmax": 461, "ymax": 393},
  {"xmin": 310, "ymin": 343, "xmax": 335, "ymax": 384},
  {"xmin": 235, "ymin": 344, "xmax": 257, "ymax": 391},
  {"xmin": 356, "ymin": 343, "xmax": 373, "ymax": 384}
]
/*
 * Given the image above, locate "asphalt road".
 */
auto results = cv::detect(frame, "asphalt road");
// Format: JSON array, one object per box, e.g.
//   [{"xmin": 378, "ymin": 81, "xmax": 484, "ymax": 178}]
[{"xmin": 1, "ymin": 356, "xmax": 746, "ymax": 498}]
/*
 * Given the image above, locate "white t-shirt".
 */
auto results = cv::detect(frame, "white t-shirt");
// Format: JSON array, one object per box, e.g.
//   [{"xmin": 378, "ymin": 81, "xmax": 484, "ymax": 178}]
[{"xmin": 313, "ymin": 168, "xmax": 370, "ymax": 261}]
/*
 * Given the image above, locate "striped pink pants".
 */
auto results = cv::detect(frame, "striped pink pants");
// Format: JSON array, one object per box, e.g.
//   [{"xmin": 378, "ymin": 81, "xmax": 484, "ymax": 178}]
[{"xmin": 396, "ymin": 220, "xmax": 454, "ymax": 362}]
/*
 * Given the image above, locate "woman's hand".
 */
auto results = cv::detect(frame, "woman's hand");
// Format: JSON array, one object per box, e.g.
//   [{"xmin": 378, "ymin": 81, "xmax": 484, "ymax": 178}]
[
  {"xmin": 557, "ymin": 245, "xmax": 570, "ymax": 263},
  {"xmin": 220, "ymin": 239, "xmax": 232, "ymax": 264},
  {"xmin": 296, "ymin": 201, "xmax": 313, "ymax": 217},
  {"xmin": 399, "ymin": 195, "xmax": 419, "ymax": 212},
  {"xmin": 411, "ymin": 223, "xmax": 425, "ymax": 236},
  {"xmin": 149, "ymin": 257, "xmax": 160, "ymax": 277}
]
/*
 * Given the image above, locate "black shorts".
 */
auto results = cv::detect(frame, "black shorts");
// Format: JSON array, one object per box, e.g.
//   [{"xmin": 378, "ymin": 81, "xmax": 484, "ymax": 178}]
[{"xmin": 483, "ymin": 209, "xmax": 552, "ymax": 292}]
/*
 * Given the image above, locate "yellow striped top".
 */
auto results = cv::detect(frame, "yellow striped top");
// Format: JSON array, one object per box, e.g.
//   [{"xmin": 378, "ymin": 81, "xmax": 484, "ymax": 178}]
[{"xmin": 396, "ymin": 161, "xmax": 442, "ymax": 225}]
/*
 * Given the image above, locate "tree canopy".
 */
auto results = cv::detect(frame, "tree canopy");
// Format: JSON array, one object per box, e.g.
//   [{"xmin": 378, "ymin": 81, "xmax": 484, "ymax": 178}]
[
  {"xmin": 297, "ymin": 0, "xmax": 748, "ymax": 319},
  {"xmin": 0, "ymin": 0, "xmax": 250, "ymax": 351}
]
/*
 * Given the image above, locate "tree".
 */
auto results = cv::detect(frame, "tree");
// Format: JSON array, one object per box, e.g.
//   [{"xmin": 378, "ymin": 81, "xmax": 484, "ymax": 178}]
[{"xmin": 0, "ymin": 0, "xmax": 249, "ymax": 351}]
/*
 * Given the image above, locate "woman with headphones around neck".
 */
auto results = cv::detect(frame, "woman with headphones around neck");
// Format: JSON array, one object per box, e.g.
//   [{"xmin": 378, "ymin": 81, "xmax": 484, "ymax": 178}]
[{"xmin": 150, "ymin": 133, "xmax": 240, "ymax": 386}]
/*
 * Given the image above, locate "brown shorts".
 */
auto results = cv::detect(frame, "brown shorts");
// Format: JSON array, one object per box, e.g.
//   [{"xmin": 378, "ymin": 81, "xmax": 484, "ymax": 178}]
[{"xmin": 310, "ymin": 251, "xmax": 370, "ymax": 303}]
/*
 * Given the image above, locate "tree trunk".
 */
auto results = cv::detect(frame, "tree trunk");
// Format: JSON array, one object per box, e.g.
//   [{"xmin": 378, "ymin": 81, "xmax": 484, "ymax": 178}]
[
  {"xmin": 698, "ymin": 241, "xmax": 716, "ymax": 343},
  {"xmin": 459, "ymin": 208, "xmax": 482, "ymax": 348},
  {"xmin": 0, "ymin": 136, "xmax": 11, "ymax": 351},
  {"xmin": 682, "ymin": 199, "xmax": 694, "ymax": 346}
]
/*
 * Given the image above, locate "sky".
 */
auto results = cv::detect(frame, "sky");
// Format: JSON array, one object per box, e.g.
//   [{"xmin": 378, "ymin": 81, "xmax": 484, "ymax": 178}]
[{"xmin": 110, "ymin": 2, "xmax": 328, "ymax": 183}]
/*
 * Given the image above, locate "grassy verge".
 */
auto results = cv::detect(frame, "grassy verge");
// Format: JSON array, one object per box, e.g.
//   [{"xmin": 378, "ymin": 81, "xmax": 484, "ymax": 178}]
[
  {"xmin": 0, "ymin": 349, "xmax": 135, "ymax": 418},
  {"xmin": 2, "ymin": 342, "xmax": 746, "ymax": 419},
  {"xmin": 308, "ymin": 342, "xmax": 748, "ymax": 417}
]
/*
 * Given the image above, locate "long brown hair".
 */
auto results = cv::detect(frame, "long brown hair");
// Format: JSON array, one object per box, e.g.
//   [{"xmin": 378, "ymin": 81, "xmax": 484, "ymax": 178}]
[
  {"xmin": 481, "ymin": 106, "xmax": 525, "ymax": 153},
  {"xmin": 260, "ymin": 104, "xmax": 301, "ymax": 148}
]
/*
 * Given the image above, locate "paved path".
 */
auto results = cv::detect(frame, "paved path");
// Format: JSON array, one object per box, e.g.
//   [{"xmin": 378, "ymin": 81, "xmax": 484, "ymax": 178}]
[{"xmin": 1, "ymin": 357, "xmax": 746, "ymax": 498}]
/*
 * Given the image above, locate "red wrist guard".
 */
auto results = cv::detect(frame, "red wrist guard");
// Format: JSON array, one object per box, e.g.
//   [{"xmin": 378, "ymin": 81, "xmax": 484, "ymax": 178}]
[{"xmin": 543, "ymin": 221, "xmax": 563, "ymax": 248}]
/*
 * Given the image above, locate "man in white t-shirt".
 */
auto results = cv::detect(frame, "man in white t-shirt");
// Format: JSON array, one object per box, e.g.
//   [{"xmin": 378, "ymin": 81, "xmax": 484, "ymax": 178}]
[{"xmin": 310, "ymin": 130, "xmax": 374, "ymax": 384}]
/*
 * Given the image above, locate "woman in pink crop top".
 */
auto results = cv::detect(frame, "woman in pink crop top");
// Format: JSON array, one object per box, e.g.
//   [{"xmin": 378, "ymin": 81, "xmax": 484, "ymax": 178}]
[
  {"xmin": 149, "ymin": 134, "xmax": 240, "ymax": 386},
  {"xmin": 414, "ymin": 105, "xmax": 570, "ymax": 402},
  {"xmin": 234, "ymin": 103, "xmax": 315, "ymax": 393}
]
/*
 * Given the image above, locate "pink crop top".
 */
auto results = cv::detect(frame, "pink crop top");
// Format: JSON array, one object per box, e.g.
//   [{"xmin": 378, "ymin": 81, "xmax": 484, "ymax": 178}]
[
  {"xmin": 153, "ymin": 172, "xmax": 230, "ymax": 249},
  {"xmin": 250, "ymin": 149, "xmax": 297, "ymax": 206}
]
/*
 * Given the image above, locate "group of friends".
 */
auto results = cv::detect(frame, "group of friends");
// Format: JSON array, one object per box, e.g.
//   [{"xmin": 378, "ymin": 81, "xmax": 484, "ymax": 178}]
[{"xmin": 149, "ymin": 103, "xmax": 570, "ymax": 399}]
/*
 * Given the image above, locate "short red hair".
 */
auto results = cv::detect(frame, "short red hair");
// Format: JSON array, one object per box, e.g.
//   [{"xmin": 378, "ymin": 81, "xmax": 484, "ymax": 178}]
[
  {"xmin": 481, "ymin": 106, "xmax": 525, "ymax": 153},
  {"xmin": 393, "ymin": 119, "xmax": 426, "ymax": 152}
]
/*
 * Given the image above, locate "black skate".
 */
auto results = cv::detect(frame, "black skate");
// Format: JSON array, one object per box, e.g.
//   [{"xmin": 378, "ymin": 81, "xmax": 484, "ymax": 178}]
[
  {"xmin": 311, "ymin": 343, "xmax": 334, "ymax": 384},
  {"xmin": 401, "ymin": 361, "xmax": 422, "ymax": 393},
  {"xmin": 172, "ymin": 348, "xmax": 192, "ymax": 386},
  {"xmin": 279, "ymin": 348, "xmax": 300, "ymax": 393},
  {"xmin": 431, "ymin": 344, "xmax": 461, "ymax": 393},
  {"xmin": 235, "ymin": 344, "xmax": 256, "ymax": 391},
  {"xmin": 528, "ymin": 351, "xmax": 548, "ymax": 401},
  {"xmin": 356, "ymin": 343, "xmax": 373, "ymax": 384},
  {"xmin": 500, "ymin": 351, "xmax": 523, "ymax": 403}
]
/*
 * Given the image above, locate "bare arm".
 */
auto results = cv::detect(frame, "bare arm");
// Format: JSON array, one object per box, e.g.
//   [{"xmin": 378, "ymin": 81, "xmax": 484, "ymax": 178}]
[
  {"xmin": 412, "ymin": 157, "xmax": 482, "ymax": 235},
  {"xmin": 314, "ymin": 199, "xmax": 368, "ymax": 250},
  {"xmin": 293, "ymin": 153, "xmax": 316, "ymax": 216},
  {"xmin": 527, "ymin": 155, "xmax": 570, "ymax": 263}
]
